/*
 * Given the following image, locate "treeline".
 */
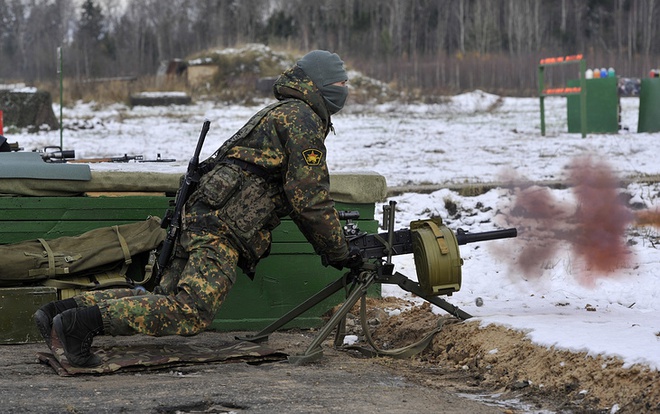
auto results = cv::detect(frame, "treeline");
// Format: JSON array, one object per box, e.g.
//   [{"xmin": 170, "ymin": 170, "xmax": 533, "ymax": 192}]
[{"xmin": 1, "ymin": 0, "xmax": 659, "ymax": 96}]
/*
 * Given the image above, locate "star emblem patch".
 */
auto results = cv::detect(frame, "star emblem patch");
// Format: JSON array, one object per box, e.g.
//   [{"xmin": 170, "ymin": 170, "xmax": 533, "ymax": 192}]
[{"xmin": 302, "ymin": 149, "xmax": 323, "ymax": 166}]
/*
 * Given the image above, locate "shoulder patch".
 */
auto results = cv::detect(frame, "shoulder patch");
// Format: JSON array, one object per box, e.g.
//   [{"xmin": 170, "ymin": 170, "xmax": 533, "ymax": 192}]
[{"xmin": 302, "ymin": 149, "xmax": 323, "ymax": 166}]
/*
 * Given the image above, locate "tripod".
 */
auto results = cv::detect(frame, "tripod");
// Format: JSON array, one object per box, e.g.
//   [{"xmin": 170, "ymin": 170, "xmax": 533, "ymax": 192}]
[{"xmin": 240, "ymin": 261, "xmax": 472, "ymax": 365}]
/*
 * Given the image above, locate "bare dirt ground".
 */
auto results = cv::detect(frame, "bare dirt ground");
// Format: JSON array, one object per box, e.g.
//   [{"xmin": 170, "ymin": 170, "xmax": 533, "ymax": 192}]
[
  {"xmin": 358, "ymin": 298, "xmax": 660, "ymax": 414},
  {"xmin": 1, "ymin": 298, "xmax": 658, "ymax": 413}
]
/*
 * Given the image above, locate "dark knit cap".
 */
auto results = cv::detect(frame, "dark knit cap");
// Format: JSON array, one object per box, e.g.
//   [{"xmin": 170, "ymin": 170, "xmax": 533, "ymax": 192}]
[
  {"xmin": 297, "ymin": 50, "xmax": 347, "ymax": 88},
  {"xmin": 297, "ymin": 50, "xmax": 349, "ymax": 114}
]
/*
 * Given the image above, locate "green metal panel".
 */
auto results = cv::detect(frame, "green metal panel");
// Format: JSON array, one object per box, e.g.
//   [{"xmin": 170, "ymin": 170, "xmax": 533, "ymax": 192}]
[
  {"xmin": 638, "ymin": 78, "xmax": 660, "ymax": 133},
  {"xmin": 567, "ymin": 78, "xmax": 619, "ymax": 134},
  {"xmin": 0, "ymin": 287, "xmax": 58, "ymax": 344},
  {"xmin": 0, "ymin": 195, "xmax": 380, "ymax": 334}
]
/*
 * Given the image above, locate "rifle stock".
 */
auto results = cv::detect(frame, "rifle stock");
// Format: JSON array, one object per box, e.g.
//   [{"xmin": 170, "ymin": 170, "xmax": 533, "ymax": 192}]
[{"xmin": 154, "ymin": 120, "xmax": 210, "ymax": 285}]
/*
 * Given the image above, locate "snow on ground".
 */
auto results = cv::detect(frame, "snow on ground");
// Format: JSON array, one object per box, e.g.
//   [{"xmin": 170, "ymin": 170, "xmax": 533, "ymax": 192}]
[{"xmin": 8, "ymin": 91, "xmax": 660, "ymax": 372}]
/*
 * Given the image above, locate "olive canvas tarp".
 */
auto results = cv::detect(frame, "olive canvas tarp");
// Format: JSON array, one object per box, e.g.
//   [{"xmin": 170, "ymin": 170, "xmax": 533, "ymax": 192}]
[
  {"xmin": 0, "ymin": 216, "xmax": 165, "ymax": 287},
  {"xmin": 0, "ymin": 165, "xmax": 386, "ymax": 204}
]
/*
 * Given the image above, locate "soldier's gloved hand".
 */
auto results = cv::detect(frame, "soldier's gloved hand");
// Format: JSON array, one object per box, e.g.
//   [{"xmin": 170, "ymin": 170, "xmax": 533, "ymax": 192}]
[
  {"xmin": 343, "ymin": 247, "xmax": 364, "ymax": 270},
  {"xmin": 323, "ymin": 247, "xmax": 364, "ymax": 271}
]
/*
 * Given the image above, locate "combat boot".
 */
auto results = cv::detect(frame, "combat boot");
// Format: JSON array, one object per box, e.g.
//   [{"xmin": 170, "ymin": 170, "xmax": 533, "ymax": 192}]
[
  {"xmin": 33, "ymin": 298, "xmax": 78, "ymax": 348},
  {"xmin": 52, "ymin": 306, "xmax": 104, "ymax": 367}
]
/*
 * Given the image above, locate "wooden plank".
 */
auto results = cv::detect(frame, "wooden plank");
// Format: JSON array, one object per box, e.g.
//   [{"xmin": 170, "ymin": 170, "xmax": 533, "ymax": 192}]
[
  {"xmin": 0, "ymin": 196, "xmax": 172, "ymax": 221},
  {"xmin": 0, "ymin": 196, "xmax": 170, "ymax": 210}
]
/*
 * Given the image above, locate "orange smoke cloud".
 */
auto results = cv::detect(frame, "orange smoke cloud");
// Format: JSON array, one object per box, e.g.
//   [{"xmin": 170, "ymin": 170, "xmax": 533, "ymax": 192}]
[
  {"xmin": 503, "ymin": 185, "xmax": 570, "ymax": 278},
  {"xmin": 498, "ymin": 156, "xmax": 640, "ymax": 286},
  {"xmin": 567, "ymin": 156, "xmax": 634, "ymax": 277}
]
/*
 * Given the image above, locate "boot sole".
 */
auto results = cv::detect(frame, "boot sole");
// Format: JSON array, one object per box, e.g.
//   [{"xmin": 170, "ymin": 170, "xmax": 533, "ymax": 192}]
[
  {"xmin": 33, "ymin": 309, "xmax": 53, "ymax": 349},
  {"xmin": 52, "ymin": 314, "xmax": 102, "ymax": 368}
]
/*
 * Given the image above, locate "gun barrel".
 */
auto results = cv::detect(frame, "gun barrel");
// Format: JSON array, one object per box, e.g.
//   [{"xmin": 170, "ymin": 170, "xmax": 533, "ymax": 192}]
[{"xmin": 455, "ymin": 228, "xmax": 517, "ymax": 245}]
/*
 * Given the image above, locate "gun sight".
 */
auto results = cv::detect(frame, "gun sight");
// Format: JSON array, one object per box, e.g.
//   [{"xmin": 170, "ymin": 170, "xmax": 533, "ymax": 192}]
[{"xmin": 338, "ymin": 211, "xmax": 360, "ymax": 221}]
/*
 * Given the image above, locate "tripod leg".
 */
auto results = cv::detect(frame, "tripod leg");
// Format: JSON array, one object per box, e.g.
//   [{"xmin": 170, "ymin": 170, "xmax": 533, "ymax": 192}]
[
  {"xmin": 238, "ymin": 275, "xmax": 350, "ymax": 342},
  {"xmin": 288, "ymin": 273, "xmax": 375, "ymax": 365},
  {"xmin": 386, "ymin": 272, "xmax": 473, "ymax": 320}
]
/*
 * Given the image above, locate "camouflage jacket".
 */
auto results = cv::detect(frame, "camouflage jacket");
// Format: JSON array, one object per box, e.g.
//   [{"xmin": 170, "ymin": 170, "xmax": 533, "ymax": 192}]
[{"xmin": 213, "ymin": 65, "xmax": 349, "ymax": 264}]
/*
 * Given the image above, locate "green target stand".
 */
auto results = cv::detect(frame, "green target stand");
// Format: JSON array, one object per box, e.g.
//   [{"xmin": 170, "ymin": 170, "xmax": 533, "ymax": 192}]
[
  {"xmin": 638, "ymin": 78, "xmax": 660, "ymax": 133},
  {"xmin": 538, "ymin": 54, "xmax": 587, "ymax": 138},
  {"xmin": 567, "ymin": 77, "xmax": 618, "ymax": 134}
]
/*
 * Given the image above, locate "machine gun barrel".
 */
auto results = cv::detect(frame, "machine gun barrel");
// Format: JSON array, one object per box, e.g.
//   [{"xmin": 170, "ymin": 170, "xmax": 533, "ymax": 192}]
[{"xmin": 455, "ymin": 228, "xmax": 517, "ymax": 245}]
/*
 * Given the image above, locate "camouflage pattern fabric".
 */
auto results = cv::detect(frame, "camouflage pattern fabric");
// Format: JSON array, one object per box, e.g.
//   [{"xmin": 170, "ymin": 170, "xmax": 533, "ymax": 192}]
[
  {"xmin": 202, "ymin": 65, "xmax": 350, "ymax": 265},
  {"xmin": 185, "ymin": 164, "xmax": 277, "ymax": 276},
  {"xmin": 37, "ymin": 327, "xmax": 286, "ymax": 376},
  {"xmin": 66, "ymin": 62, "xmax": 350, "ymax": 340},
  {"xmin": 75, "ymin": 229, "xmax": 237, "ymax": 336}
]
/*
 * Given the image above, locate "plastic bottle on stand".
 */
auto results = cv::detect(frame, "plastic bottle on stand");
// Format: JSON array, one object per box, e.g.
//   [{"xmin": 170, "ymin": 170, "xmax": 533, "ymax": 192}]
[
  {"xmin": 608, "ymin": 67, "xmax": 616, "ymax": 78},
  {"xmin": 585, "ymin": 69, "xmax": 593, "ymax": 79},
  {"xmin": 600, "ymin": 68, "xmax": 608, "ymax": 78},
  {"xmin": 593, "ymin": 68, "xmax": 601, "ymax": 78}
]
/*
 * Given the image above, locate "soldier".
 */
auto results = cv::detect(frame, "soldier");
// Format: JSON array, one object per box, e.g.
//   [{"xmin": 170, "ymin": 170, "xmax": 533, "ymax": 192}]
[{"xmin": 34, "ymin": 50, "xmax": 363, "ymax": 367}]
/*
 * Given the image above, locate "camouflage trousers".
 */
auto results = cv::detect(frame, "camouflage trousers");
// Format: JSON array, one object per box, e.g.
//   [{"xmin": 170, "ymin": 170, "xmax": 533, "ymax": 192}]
[
  {"xmin": 74, "ymin": 231, "xmax": 238, "ymax": 336},
  {"xmin": 74, "ymin": 165, "xmax": 275, "ymax": 337}
]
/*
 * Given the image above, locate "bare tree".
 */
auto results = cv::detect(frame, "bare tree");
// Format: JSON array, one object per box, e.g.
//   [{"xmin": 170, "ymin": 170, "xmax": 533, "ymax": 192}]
[
  {"xmin": 642, "ymin": 0, "xmax": 657, "ymax": 57},
  {"xmin": 471, "ymin": 0, "xmax": 500, "ymax": 54},
  {"xmin": 6, "ymin": 0, "xmax": 660, "ymax": 96}
]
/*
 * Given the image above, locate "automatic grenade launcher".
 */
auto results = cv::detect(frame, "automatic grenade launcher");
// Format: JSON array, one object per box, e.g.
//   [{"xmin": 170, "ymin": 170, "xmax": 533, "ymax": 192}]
[
  {"xmin": 242, "ymin": 200, "xmax": 517, "ymax": 364},
  {"xmin": 340, "ymin": 201, "xmax": 517, "ymax": 297}
]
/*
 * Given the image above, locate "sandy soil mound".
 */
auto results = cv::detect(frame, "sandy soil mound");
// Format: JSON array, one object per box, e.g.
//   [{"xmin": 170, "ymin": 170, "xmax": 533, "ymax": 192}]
[{"xmin": 340, "ymin": 298, "xmax": 660, "ymax": 413}]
